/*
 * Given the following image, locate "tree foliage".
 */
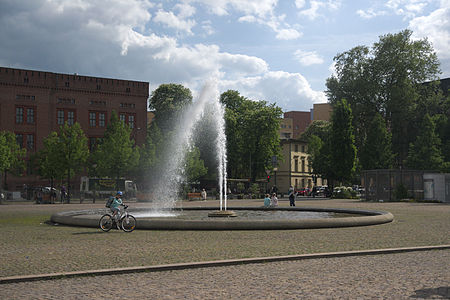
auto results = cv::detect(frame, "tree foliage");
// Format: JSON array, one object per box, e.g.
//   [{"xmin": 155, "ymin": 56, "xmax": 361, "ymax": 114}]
[
  {"xmin": 329, "ymin": 99, "xmax": 357, "ymax": 184},
  {"xmin": 326, "ymin": 29, "xmax": 441, "ymax": 169},
  {"xmin": 220, "ymin": 90, "xmax": 282, "ymax": 181},
  {"xmin": 148, "ymin": 83, "xmax": 193, "ymax": 134},
  {"xmin": 34, "ymin": 132, "xmax": 65, "ymax": 189},
  {"xmin": 0, "ymin": 131, "xmax": 26, "ymax": 189},
  {"xmin": 360, "ymin": 113, "xmax": 393, "ymax": 170},
  {"xmin": 93, "ymin": 111, "xmax": 140, "ymax": 183},
  {"xmin": 406, "ymin": 114, "xmax": 444, "ymax": 171}
]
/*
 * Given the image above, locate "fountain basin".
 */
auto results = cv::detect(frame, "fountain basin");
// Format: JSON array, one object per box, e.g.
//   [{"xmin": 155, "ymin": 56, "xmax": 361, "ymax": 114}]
[{"xmin": 50, "ymin": 207, "xmax": 394, "ymax": 230}]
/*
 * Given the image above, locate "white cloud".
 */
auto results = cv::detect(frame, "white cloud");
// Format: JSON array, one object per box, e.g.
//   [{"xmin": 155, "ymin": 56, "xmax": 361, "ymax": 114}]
[
  {"xmin": 294, "ymin": 50, "xmax": 324, "ymax": 66},
  {"xmin": 295, "ymin": 0, "xmax": 306, "ymax": 9},
  {"xmin": 409, "ymin": 1, "xmax": 450, "ymax": 76},
  {"xmin": 298, "ymin": 0, "xmax": 342, "ymax": 20},
  {"xmin": 0, "ymin": 0, "xmax": 328, "ymax": 112},
  {"xmin": 220, "ymin": 71, "xmax": 327, "ymax": 111},
  {"xmin": 239, "ymin": 14, "xmax": 302, "ymax": 40},
  {"xmin": 358, "ymin": 0, "xmax": 434, "ymax": 20},
  {"xmin": 153, "ymin": 9, "xmax": 196, "ymax": 35},
  {"xmin": 192, "ymin": 0, "xmax": 278, "ymax": 18},
  {"xmin": 356, "ymin": 8, "xmax": 387, "ymax": 19}
]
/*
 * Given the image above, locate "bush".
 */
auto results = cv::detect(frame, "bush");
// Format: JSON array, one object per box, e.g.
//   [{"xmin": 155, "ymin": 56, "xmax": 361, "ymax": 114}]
[
  {"xmin": 394, "ymin": 183, "xmax": 408, "ymax": 201},
  {"xmin": 333, "ymin": 186, "xmax": 357, "ymax": 199}
]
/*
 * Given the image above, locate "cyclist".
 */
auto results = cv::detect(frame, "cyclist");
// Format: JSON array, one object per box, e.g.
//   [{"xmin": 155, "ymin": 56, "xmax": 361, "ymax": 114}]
[{"xmin": 110, "ymin": 191, "xmax": 123, "ymax": 221}]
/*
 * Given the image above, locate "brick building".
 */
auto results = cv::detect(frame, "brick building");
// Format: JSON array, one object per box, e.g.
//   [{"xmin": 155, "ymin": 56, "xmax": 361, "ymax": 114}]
[{"xmin": 0, "ymin": 66, "xmax": 148, "ymax": 191}]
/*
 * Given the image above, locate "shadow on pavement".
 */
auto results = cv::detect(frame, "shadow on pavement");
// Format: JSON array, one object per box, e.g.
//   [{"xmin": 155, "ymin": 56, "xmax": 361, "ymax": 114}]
[{"xmin": 410, "ymin": 286, "xmax": 450, "ymax": 299}]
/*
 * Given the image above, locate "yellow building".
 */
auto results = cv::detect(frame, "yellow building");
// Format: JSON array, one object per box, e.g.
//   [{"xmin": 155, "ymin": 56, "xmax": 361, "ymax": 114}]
[
  {"xmin": 312, "ymin": 103, "xmax": 332, "ymax": 121},
  {"xmin": 273, "ymin": 139, "xmax": 325, "ymax": 194},
  {"xmin": 279, "ymin": 117, "xmax": 293, "ymax": 139}
]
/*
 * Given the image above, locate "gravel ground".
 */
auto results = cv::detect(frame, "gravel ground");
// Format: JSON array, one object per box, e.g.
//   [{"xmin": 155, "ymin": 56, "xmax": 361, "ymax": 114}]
[
  {"xmin": 0, "ymin": 198, "xmax": 449, "ymax": 297},
  {"xmin": 1, "ymin": 250, "xmax": 448, "ymax": 299}
]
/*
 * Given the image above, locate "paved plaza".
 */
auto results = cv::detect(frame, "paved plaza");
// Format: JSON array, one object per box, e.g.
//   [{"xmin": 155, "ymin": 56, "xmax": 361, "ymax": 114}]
[
  {"xmin": 1, "ymin": 250, "xmax": 449, "ymax": 299},
  {"xmin": 0, "ymin": 198, "xmax": 449, "ymax": 299}
]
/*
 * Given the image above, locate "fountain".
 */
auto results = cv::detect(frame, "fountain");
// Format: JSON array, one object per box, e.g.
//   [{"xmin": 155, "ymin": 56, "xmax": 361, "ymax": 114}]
[
  {"xmin": 149, "ymin": 81, "xmax": 234, "ymax": 217},
  {"xmin": 50, "ymin": 82, "xmax": 394, "ymax": 230}
]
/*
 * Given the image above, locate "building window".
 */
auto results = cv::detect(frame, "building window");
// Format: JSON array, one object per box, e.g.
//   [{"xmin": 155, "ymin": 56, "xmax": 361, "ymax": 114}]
[
  {"xmin": 294, "ymin": 144, "xmax": 298, "ymax": 152},
  {"xmin": 99, "ymin": 112, "xmax": 105, "ymax": 127},
  {"xmin": 67, "ymin": 111, "xmax": 74, "ymax": 125},
  {"xmin": 294, "ymin": 158, "xmax": 299, "ymax": 173},
  {"xmin": 301, "ymin": 145, "xmax": 305, "ymax": 152},
  {"xmin": 128, "ymin": 115, "xmax": 135, "ymax": 129},
  {"xmin": 57, "ymin": 109, "xmax": 76, "ymax": 125},
  {"xmin": 57, "ymin": 98, "xmax": 75, "ymax": 104},
  {"xmin": 16, "ymin": 106, "xmax": 35, "ymax": 124},
  {"xmin": 16, "ymin": 107, "xmax": 23, "ymax": 123},
  {"xmin": 65, "ymin": 82, "xmax": 70, "ymax": 87},
  {"xmin": 89, "ymin": 137, "xmax": 103, "ymax": 152},
  {"xmin": 26, "ymin": 134, "xmax": 34, "ymax": 150},
  {"xmin": 57, "ymin": 110, "xmax": 64, "ymax": 125},
  {"xmin": 119, "ymin": 113, "xmax": 136, "ymax": 129},
  {"xmin": 16, "ymin": 133, "xmax": 35, "ymax": 151},
  {"xmin": 89, "ymin": 111, "xmax": 107, "ymax": 128},
  {"xmin": 16, "ymin": 95, "xmax": 35, "ymax": 101},
  {"xmin": 26, "ymin": 108, "xmax": 34, "ymax": 124},
  {"xmin": 301, "ymin": 157, "xmax": 305, "ymax": 173},
  {"xmin": 89, "ymin": 112, "xmax": 96, "ymax": 127}
]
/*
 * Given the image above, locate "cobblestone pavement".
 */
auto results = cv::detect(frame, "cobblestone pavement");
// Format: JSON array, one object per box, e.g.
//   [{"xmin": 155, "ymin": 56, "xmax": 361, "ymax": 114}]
[{"xmin": 1, "ymin": 250, "xmax": 449, "ymax": 299}]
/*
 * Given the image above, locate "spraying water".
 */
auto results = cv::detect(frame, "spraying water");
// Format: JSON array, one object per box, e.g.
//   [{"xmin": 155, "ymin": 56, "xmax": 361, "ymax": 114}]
[{"xmin": 150, "ymin": 82, "xmax": 228, "ymax": 211}]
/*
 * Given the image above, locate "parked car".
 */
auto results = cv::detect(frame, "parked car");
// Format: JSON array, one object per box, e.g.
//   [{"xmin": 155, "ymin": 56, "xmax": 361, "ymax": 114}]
[{"xmin": 296, "ymin": 187, "xmax": 310, "ymax": 196}]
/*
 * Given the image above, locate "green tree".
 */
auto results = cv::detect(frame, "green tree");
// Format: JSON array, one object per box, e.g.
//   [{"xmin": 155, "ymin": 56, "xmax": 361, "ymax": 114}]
[
  {"xmin": 330, "ymin": 99, "xmax": 357, "ymax": 184},
  {"xmin": 137, "ymin": 122, "xmax": 164, "ymax": 187},
  {"xmin": 184, "ymin": 146, "xmax": 208, "ymax": 183},
  {"xmin": 220, "ymin": 90, "xmax": 282, "ymax": 181},
  {"xmin": 301, "ymin": 120, "xmax": 331, "ymax": 141},
  {"xmin": 58, "ymin": 122, "xmax": 89, "ymax": 202},
  {"xmin": 34, "ymin": 132, "xmax": 65, "ymax": 190},
  {"xmin": 326, "ymin": 29, "xmax": 441, "ymax": 168},
  {"xmin": 0, "ymin": 131, "xmax": 26, "ymax": 190},
  {"xmin": 93, "ymin": 111, "xmax": 140, "ymax": 186},
  {"xmin": 360, "ymin": 113, "xmax": 394, "ymax": 170},
  {"xmin": 148, "ymin": 83, "xmax": 193, "ymax": 134},
  {"xmin": 406, "ymin": 114, "xmax": 444, "ymax": 171}
]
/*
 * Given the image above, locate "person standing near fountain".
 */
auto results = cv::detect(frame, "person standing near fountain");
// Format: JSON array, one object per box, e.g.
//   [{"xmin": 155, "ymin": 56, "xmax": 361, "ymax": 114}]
[
  {"xmin": 201, "ymin": 189, "xmax": 207, "ymax": 201},
  {"xmin": 288, "ymin": 186, "xmax": 296, "ymax": 206}
]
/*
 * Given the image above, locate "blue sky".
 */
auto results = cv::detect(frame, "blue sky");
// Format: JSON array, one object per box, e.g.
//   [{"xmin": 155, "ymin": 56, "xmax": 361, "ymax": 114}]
[{"xmin": 0, "ymin": 0, "xmax": 449, "ymax": 111}]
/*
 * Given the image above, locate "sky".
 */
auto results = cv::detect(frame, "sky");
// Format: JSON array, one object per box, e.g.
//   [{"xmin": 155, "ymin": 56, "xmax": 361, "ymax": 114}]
[{"xmin": 0, "ymin": 0, "xmax": 449, "ymax": 112}]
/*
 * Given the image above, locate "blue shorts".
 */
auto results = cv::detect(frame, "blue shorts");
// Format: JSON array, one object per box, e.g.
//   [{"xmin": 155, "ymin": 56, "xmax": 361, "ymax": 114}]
[{"xmin": 110, "ymin": 207, "xmax": 120, "ymax": 214}]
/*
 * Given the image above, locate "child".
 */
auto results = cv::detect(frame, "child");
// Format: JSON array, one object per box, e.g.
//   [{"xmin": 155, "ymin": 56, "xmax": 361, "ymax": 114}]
[
  {"xmin": 271, "ymin": 193, "xmax": 278, "ymax": 207},
  {"xmin": 264, "ymin": 194, "xmax": 271, "ymax": 207}
]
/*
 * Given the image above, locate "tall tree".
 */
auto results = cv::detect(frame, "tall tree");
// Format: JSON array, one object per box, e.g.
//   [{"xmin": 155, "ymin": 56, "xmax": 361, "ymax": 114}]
[
  {"xmin": 93, "ymin": 111, "xmax": 140, "ymax": 185},
  {"xmin": 148, "ymin": 83, "xmax": 193, "ymax": 134},
  {"xmin": 58, "ymin": 122, "xmax": 89, "ymax": 202},
  {"xmin": 360, "ymin": 113, "xmax": 394, "ymax": 170},
  {"xmin": 326, "ymin": 29, "xmax": 441, "ymax": 168},
  {"xmin": 0, "ymin": 131, "xmax": 26, "ymax": 190},
  {"xmin": 406, "ymin": 114, "xmax": 444, "ymax": 171},
  {"xmin": 330, "ymin": 99, "xmax": 357, "ymax": 185},
  {"xmin": 221, "ymin": 90, "xmax": 282, "ymax": 181},
  {"xmin": 34, "ymin": 132, "xmax": 65, "ymax": 190}
]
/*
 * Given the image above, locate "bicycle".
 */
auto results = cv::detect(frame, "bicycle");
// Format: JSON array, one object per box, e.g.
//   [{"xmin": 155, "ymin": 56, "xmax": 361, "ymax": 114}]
[{"xmin": 99, "ymin": 205, "xmax": 136, "ymax": 232}]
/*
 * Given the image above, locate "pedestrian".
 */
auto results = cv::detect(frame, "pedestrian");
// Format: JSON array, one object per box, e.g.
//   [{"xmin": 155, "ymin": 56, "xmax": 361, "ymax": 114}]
[
  {"xmin": 271, "ymin": 192, "xmax": 278, "ymax": 207},
  {"xmin": 271, "ymin": 185, "xmax": 278, "ymax": 195},
  {"xmin": 201, "ymin": 189, "xmax": 207, "ymax": 201},
  {"xmin": 288, "ymin": 185, "xmax": 295, "ymax": 206},
  {"xmin": 60, "ymin": 185, "xmax": 66, "ymax": 203},
  {"xmin": 264, "ymin": 194, "xmax": 271, "ymax": 207}
]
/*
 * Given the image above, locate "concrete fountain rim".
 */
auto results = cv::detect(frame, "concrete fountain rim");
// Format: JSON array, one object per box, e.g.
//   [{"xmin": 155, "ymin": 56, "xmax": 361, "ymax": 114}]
[{"xmin": 50, "ymin": 206, "xmax": 394, "ymax": 230}]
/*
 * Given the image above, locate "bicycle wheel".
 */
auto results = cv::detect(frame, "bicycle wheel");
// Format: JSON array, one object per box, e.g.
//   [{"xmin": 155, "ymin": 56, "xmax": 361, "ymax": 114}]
[
  {"xmin": 99, "ymin": 214, "xmax": 113, "ymax": 232},
  {"xmin": 121, "ymin": 215, "xmax": 136, "ymax": 232}
]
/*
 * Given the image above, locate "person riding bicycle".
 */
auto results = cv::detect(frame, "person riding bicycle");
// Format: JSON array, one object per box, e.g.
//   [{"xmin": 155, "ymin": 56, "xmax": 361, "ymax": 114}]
[{"xmin": 110, "ymin": 191, "xmax": 123, "ymax": 221}]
